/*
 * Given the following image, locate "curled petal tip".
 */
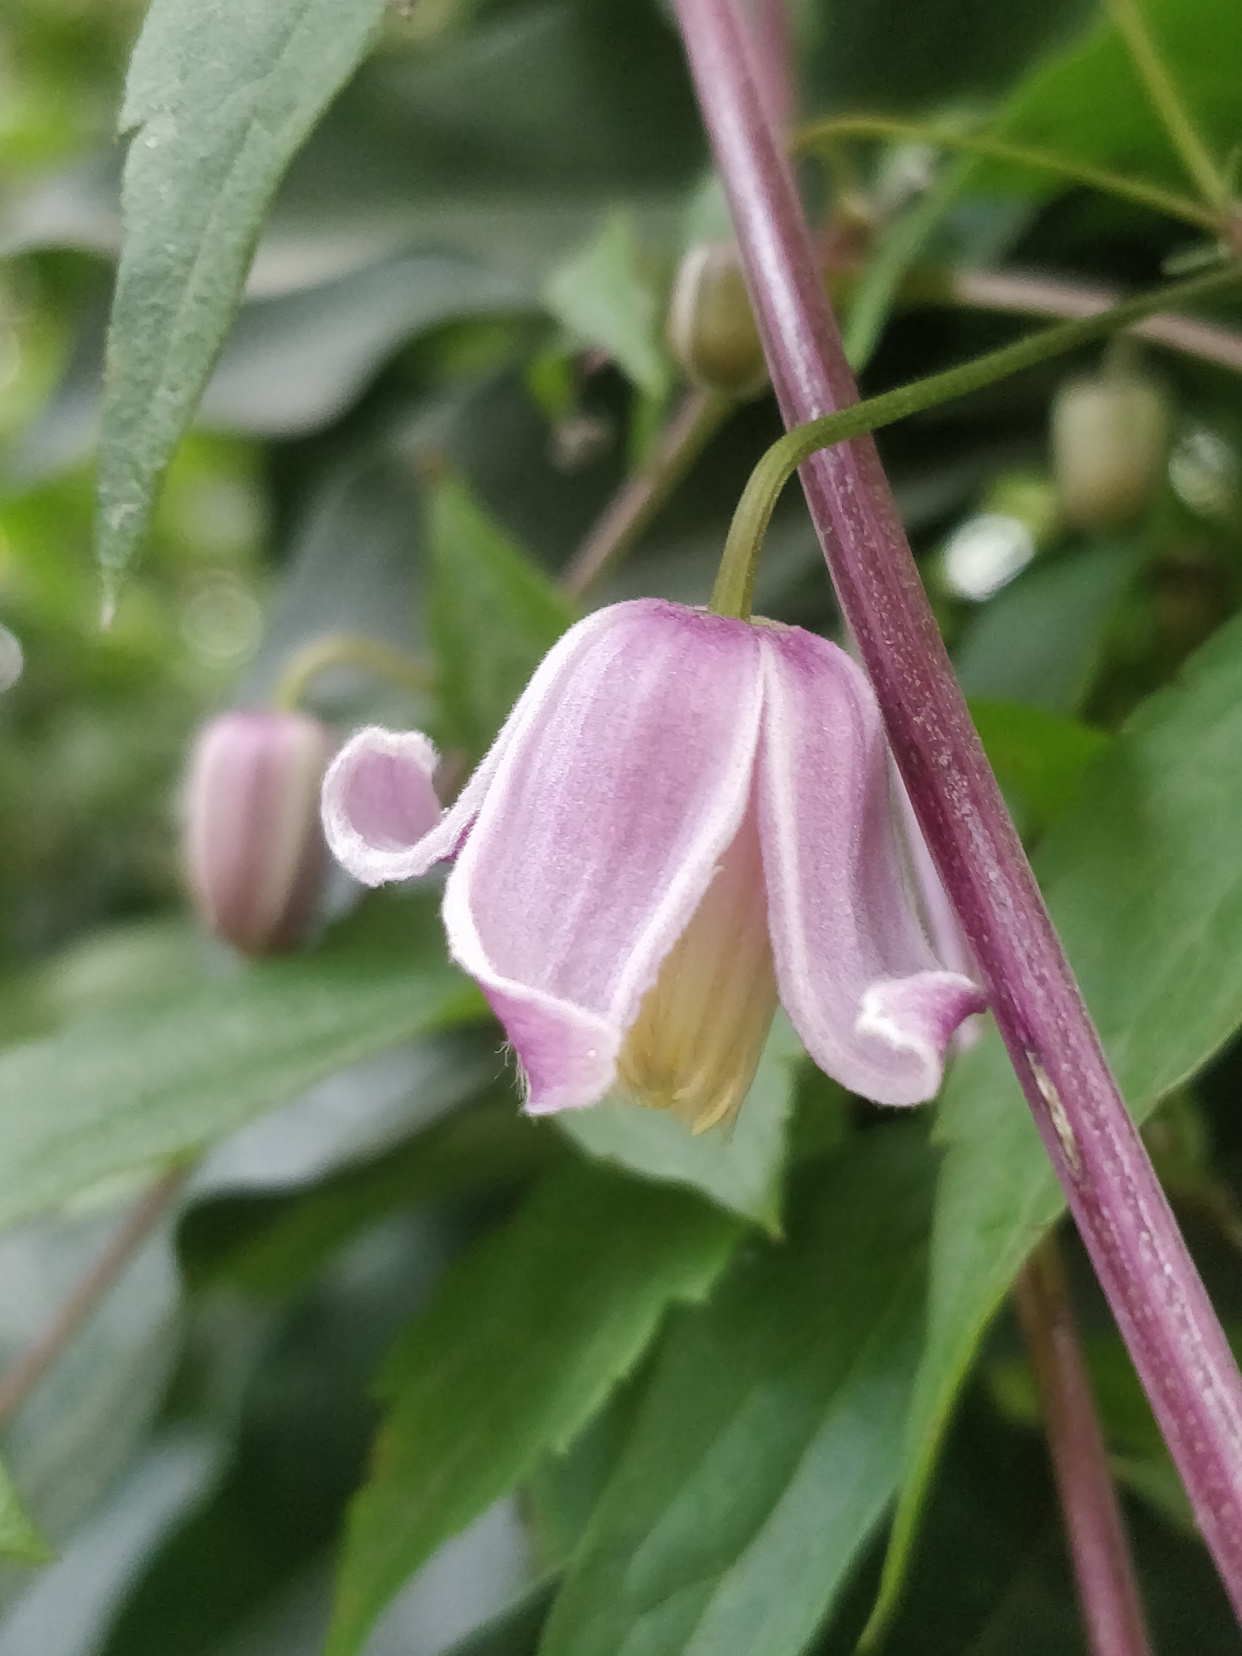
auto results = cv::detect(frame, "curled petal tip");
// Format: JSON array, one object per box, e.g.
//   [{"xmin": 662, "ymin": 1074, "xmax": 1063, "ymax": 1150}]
[
  {"xmin": 856, "ymin": 973, "xmax": 988, "ymax": 1106},
  {"xmin": 321, "ymin": 726, "xmax": 442, "ymax": 886}
]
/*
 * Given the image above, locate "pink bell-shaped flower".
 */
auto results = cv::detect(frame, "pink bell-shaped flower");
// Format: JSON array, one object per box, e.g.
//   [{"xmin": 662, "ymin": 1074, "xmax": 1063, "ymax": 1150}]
[{"xmin": 321, "ymin": 601, "xmax": 985, "ymax": 1126}]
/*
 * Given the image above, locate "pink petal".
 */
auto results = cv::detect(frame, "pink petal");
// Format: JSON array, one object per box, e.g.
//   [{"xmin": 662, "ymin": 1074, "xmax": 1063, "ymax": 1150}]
[
  {"xmin": 321, "ymin": 728, "xmax": 443, "ymax": 886},
  {"xmin": 442, "ymin": 600, "xmax": 766, "ymax": 1113},
  {"xmin": 755, "ymin": 626, "xmax": 985, "ymax": 1105},
  {"xmin": 320, "ymin": 606, "xmax": 624, "ymax": 885}
]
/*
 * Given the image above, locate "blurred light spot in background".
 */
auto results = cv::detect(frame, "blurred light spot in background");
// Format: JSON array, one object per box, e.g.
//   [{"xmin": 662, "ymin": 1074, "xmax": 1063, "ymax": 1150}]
[
  {"xmin": 180, "ymin": 576, "xmax": 262, "ymax": 666},
  {"xmin": 941, "ymin": 512, "xmax": 1036, "ymax": 602},
  {"xmin": 1169, "ymin": 427, "xmax": 1240, "ymax": 519},
  {"xmin": 0, "ymin": 623, "xmax": 22, "ymax": 691}
]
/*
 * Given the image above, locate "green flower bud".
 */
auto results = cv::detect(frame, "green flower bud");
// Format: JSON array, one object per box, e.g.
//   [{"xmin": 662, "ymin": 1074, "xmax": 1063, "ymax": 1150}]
[
  {"xmin": 666, "ymin": 243, "xmax": 768, "ymax": 398},
  {"xmin": 1051, "ymin": 368, "xmax": 1173, "ymax": 534}
]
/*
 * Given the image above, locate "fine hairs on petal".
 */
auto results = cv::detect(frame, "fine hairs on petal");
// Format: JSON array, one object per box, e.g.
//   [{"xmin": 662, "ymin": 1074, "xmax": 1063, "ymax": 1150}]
[
  {"xmin": 321, "ymin": 727, "xmax": 442, "ymax": 885},
  {"xmin": 755, "ymin": 626, "xmax": 984, "ymax": 1104},
  {"xmin": 441, "ymin": 601, "xmax": 766, "ymax": 1113}
]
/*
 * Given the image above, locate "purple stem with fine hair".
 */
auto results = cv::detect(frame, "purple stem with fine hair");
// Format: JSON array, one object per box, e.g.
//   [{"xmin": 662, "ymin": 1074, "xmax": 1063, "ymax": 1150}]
[
  {"xmin": 672, "ymin": 0, "xmax": 1242, "ymax": 1624},
  {"xmin": 1016, "ymin": 1237, "xmax": 1154, "ymax": 1656}
]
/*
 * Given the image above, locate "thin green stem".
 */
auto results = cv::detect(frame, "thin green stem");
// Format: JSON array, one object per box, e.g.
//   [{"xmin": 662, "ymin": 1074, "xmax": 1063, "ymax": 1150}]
[
  {"xmin": 1100, "ymin": 0, "xmax": 1231, "ymax": 211},
  {"xmin": 794, "ymin": 114, "xmax": 1223, "ymax": 234},
  {"xmin": 718, "ymin": 264, "xmax": 1240, "ymax": 604},
  {"xmin": 272, "ymin": 632, "xmax": 434, "ymax": 713}
]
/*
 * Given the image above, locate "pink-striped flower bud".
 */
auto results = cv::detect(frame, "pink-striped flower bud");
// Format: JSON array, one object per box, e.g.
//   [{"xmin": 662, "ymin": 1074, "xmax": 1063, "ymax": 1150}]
[{"xmin": 183, "ymin": 711, "xmax": 336, "ymax": 956}]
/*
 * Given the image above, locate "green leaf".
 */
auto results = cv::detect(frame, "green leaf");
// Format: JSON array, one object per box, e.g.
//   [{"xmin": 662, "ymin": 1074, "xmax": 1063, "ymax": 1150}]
[
  {"xmin": 538, "ymin": 1131, "xmax": 934, "ymax": 1656},
  {"xmin": 557, "ymin": 1014, "xmax": 803, "ymax": 1232},
  {"xmin": 969, "ymin": 699, "xmax": 1110, "ymax": 834},
  {"xmin": 545, "ymin": 212, "xmax": 672, "ymax": 401},
  {"xmin": 428, "ymin": 474, "xmax": 576, "ymax": 759},
  {"xmin": 180, "ymin": 1092, "xmax": 558, "ymax": 1296},
  {"xmin": 0, "ymin": 895, "xmax": 477, "ymax": 1230},
  {"xmin": 325, "ymin": 1163, "xmax": 739, "ymax": 1656},
  {"xmin": 953, "ymin": 541, "xmax": 1139, "ymax": 713},
  {"xmin": 873, "ymin": 607, "xmax": 1242, "ymax": 1632},
  {"xmin": 991, "ymin": 0, "xmax": 1242, "ymax": 198},
  {"xmin": 96, "ymin": 0, "xmax": 388, "ymax": 593},
  {"xmin": 0, "ymin": 1460, "xmax": 52, "ymax": 1565}
]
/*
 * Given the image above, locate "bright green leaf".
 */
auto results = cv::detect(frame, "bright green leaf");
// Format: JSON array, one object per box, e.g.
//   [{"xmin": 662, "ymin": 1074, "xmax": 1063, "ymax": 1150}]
[
  {"xmin": 545, "ymin": 212, "xmax": 672, "ymax": 401},
  {"xmin": 953, "ymin": 541, "xmax": 1139, "ymax": 713},
  {"xmin": 969, "ymin": 698, "xmax": 1110, "ymax": 834},
  {"xmin": 557, "ymin": 1014, "xmax": 803, "ymax": 1232},
  {"xmin": 992, "ymin": 0, "xmax": 1242, "ymax": 198},
  {"xmin": 325, "ymin": 1163, "xmax": 739, "ymax": 1656},
  {"xmin": 874, "ymin": 607, "xmax": 1242, "ymax": 1631},
  {"xmin": 428, "ymin": 474, "xmax": 576, "ymax": 759},
  {"xmin": 96, "ymin": 0, "xmax": 388, "ymax": 593},
  {"xmin": 0, "ymin": 896, "xmax": 477, "ymax": 1231},
  {"xmin": 538, "ymin": 1131, "xmax": 934, "ymax": 1656},
  {"xmin": 0, "ymin": 1460, "xmax": 52, "ymax": 1566}
]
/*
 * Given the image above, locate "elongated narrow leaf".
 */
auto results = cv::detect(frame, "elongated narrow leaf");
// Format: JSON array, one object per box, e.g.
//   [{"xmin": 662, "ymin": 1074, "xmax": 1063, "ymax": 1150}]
[
  {"xmin": 96, "ymin": 0, "xmax": 388, "ymax": 592},
  {"xmin": 0, "ymin": 896, "xmax": 476, "ymax": 1230},
  {"xmin": 428, "ymin": 475, "xmax": 575, "ymax": 760},
  {"xmin": 326, "ymin": 1164, "xmax": 740, "ymax": 1656},
  {"xmin": 874, "ymin": 609, "xmax": 1242, "ymax": 1629},
  {"xmin": 538, "ymin": 1132, "xmax": 934, "ymax": 1656}
]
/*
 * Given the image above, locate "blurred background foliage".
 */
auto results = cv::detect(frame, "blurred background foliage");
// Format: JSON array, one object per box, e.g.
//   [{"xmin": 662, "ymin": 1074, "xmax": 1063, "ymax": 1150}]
[{"xmin": 2, "ymin": 0, "xmax": 1242, "ymax": 1652}]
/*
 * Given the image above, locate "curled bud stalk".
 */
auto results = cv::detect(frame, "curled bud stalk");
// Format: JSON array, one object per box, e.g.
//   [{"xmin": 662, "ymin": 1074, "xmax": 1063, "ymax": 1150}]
[
  {"xmin": 1052, "ymin": 366, "xmax": 1173, "ymax": 534},
  {"xmin": 667, "ymin": 243, "xmax": 769, "ymax": 398},
  {"xmin": 183, "ymin": 710, "xmax": 336, "ymax": 956}
]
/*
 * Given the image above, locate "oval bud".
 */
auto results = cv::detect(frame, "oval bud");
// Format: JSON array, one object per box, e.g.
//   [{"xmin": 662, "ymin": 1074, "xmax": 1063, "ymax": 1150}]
[
  {"xmin": 1052, "ymin": 370, "xmax": 1173, "ymax": 534},
  {"xmin": 183, "ymin": 710, "xmax": 336, "ymax": 955},
  {"xmin": 666, "ymin": 243, "xmax": 768, "ymax": 397}
]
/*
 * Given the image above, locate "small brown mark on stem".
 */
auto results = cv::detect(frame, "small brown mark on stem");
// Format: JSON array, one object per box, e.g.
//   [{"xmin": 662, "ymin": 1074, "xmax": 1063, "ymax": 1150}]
[{"xmin": 1029, "ymin": 1053, "xmax": 1082, "ymax": 1175}]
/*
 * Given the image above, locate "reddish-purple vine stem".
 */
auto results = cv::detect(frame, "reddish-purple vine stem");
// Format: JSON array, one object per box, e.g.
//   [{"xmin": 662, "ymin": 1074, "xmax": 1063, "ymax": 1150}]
[
  {"xmin": 673, "ymin": 0, "xmax": 1242, "ymax": 1622},
  {"xmin": 1016, "ymin": 1236, "xmax": 1154, "ymax": 1656}
]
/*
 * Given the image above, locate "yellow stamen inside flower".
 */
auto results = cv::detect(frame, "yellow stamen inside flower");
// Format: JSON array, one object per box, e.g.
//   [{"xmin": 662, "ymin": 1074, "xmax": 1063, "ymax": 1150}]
[{"xmin": 617, "ymin": 802, "xmax": 777, "ymax": 1133}]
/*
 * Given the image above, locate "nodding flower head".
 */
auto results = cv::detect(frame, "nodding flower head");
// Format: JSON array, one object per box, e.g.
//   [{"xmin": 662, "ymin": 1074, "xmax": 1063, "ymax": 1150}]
[{"xmin": 321, "ymin": 600, "xmax": 985, "ymax": 1129}]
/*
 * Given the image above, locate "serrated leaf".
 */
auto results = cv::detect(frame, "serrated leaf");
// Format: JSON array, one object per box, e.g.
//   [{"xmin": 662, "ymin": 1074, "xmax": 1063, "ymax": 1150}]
[
  {"xmin": 325, "ymin": 1163, "xmax": 740, "ymax": 1656},
  {"xmin": 538, "ymin": 1131, "xmax": 934, "ymax": 1656},
  {"xmin": 545, "ymin": 212, "xmax": 672, "ymax": 401},
  {"xmin": 0, "ymin": 896, "xmax": 477, "ymax": 1230},
  {"xmin": 428, "ymin": 474, "xmax": 576, "ymax": 759},
  {"xmin": 873, "ymin": 607, "xmax": 1242, "ymax": 1631},
  {"xmin": 96, "ymin": 0, "xmax": 388, "ymax": 592},
  {"xmin": 557, "ymin": 1015, "xmax": 803, "ymax": 1232}
]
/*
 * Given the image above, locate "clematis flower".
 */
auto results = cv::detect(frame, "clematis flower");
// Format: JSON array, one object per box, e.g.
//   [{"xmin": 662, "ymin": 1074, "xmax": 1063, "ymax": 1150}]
[{"xmin": 321, "ymin": 600, "xmax": 985, "ymax": 1129}]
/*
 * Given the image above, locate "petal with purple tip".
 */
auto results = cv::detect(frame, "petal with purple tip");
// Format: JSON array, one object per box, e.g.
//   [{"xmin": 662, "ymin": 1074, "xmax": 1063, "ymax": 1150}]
[
  {"xmin": 755, "ymin": 626, "xmax": 984, "ymax": 1105},
  {"xmin": 442, "ymin": 600, "xmax": 766, "ymax": 1113}
]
